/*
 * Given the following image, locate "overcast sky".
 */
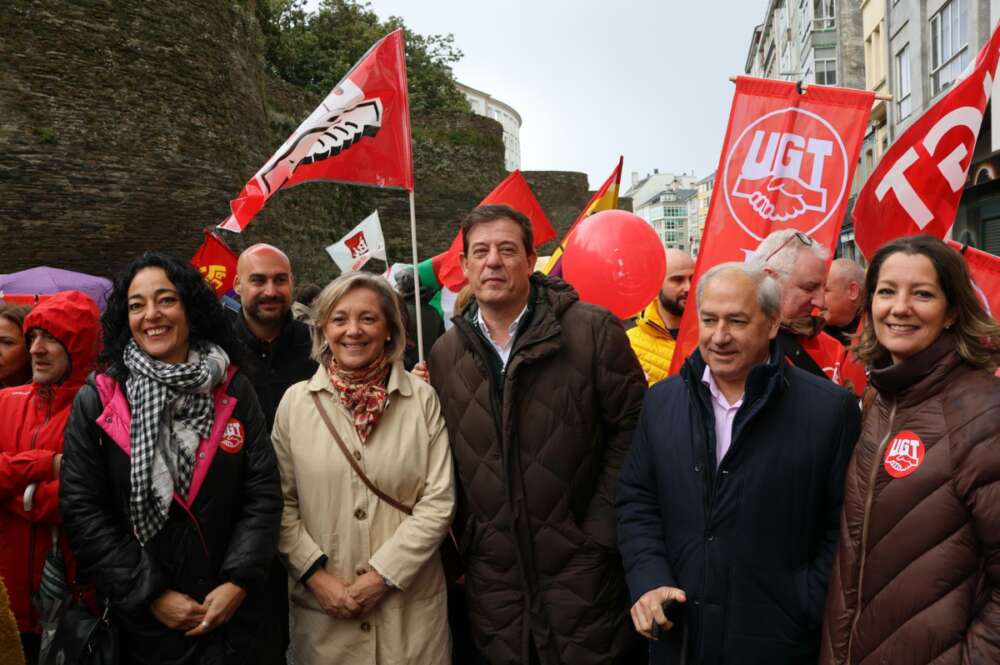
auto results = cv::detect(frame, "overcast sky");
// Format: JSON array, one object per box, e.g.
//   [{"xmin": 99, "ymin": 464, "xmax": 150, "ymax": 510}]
[{"xmin": 309, "ymin": 0, "xmax": 771, "ymax": 188}]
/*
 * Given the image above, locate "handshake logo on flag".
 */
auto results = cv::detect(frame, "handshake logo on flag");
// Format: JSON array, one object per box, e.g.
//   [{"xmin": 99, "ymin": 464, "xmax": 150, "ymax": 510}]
[{"xmin": 724, "ymin": 108, "xmax": 849, "ymax": 240}]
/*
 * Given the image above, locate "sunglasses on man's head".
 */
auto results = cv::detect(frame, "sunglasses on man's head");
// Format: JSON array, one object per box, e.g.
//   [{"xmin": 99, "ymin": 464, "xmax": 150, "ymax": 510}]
[{"xmin": 764, "ymin": 231, "xmax": 813, "ymax": 263}]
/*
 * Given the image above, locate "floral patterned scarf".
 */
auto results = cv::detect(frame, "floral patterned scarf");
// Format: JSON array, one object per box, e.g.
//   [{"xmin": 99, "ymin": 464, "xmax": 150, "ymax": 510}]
[{"xmin": 327, "ymin": 356, "xmax": 392, "ymax": 444}]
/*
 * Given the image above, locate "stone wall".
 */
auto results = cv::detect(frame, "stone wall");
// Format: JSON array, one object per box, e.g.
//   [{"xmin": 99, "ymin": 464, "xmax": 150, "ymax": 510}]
[{"xmin": 0, "ymin": 1, "xmax": 616, "ymax": 285}]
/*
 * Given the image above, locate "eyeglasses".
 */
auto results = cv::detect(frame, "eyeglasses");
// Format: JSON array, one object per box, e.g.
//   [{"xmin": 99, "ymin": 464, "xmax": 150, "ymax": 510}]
[{"xmin": 764, "ymin": 231, "xmax": 813, "ymax": 264}]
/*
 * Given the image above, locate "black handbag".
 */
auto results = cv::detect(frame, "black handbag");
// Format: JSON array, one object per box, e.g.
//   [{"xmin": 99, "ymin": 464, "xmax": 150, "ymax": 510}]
[{"xmin": 43, "ymin": 600, "xmax": 118, "ymax": 665}]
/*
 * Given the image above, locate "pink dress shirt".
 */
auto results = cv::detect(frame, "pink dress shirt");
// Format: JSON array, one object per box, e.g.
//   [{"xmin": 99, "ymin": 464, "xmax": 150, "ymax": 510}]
[{"xmin": 701, "ymin": 366, "xmax": 744, "ymax": 467}]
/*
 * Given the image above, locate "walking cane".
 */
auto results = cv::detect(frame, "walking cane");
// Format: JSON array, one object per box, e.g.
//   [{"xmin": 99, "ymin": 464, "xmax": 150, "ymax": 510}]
[{"xmin": 650, "ymin": 599, "xmax": 688, "ymax": 664}]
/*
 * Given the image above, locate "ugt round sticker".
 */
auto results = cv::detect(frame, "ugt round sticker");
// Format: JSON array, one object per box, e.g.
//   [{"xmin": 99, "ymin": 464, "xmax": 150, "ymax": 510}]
[
  {"xmin": 883, "ymin": 430, "xmax": 925, "ymax": 479},
  {"xmin": 722, "ymin": 107, "xmax": 849, "ymax": 241},
  {"xmin": 220, "ymin": 418, "xmax": 245, "ymax": 454}
]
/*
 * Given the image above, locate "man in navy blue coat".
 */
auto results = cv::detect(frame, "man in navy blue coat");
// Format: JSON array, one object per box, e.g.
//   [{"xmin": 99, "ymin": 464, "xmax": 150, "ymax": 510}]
[{"xmin": 616, "ymin": 262, "xmax": 861, "ymax": 665}]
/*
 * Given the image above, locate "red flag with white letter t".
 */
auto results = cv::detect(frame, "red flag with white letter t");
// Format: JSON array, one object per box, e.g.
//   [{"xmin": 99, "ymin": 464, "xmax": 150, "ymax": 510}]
[
  {"xmin": 668, "ymin": 76, "xmax": 873, "ymax": 374},
  {"xmin": 220, "ymin": 29, "xmax": 413, "ymax": 232},
  {"xmin": 853, "ymin": 22, "xmax": 1000, "ymax": 258}
]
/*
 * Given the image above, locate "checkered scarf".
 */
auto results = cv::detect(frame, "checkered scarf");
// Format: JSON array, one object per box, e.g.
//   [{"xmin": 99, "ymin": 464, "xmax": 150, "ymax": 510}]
[{"xmin": 123, "ymin": 340, "xmax": 229, "ymax": 543}]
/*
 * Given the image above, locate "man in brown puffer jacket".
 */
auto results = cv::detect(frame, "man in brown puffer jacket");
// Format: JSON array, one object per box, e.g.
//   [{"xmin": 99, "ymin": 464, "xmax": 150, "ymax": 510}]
[{"xmin": 428, "ymin": 205, "xmax": 647, "ymax": 665}]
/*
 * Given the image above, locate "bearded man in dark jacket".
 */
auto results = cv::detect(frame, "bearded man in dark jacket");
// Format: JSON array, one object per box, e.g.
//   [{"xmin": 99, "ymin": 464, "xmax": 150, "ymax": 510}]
[
  {"xmin": 230, "ymin": 243, "xmax": 317, "ymax": 665},
  {"xmin": 617, "ymin": 263, "xmax": 861, "ymax": 665},
  {"xmin": 428, "ymin": 205, "xmax": 647, "ymax": 665}
]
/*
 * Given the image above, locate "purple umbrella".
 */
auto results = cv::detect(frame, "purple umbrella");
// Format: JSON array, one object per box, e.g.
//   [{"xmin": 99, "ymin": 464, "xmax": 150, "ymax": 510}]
[{"xmin": 0, "ymin": 266, "xmax": 113, "ymax": 311}]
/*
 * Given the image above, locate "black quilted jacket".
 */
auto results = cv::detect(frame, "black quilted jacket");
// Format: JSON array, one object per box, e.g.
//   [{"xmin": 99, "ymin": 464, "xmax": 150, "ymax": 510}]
[
  {"xmin": 429, "ymin": 274, "xmax": 647, "ymax": 665},
  {"xmin": 60, "ymin": 371, "xmax": 281, "ymax": 665}
]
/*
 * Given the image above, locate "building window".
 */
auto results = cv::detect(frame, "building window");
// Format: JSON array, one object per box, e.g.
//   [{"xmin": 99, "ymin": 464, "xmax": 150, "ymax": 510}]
[
  {"xmin": 895, "ymin": 44, "xmax": 912, "ymax": 120},
  {"xmin": 930, "ymin": 0, "xmax": 970, "ymax": 96},
  {"xmin": 781, "ymin": 42, "xmax": 792, "ymax": 76},
  {"xmin": 813, "ymin": 0, "xmax": 835, "ymax": 31},
  {"xmin": 815, "ymin": 58, "xmax": 837, "ymax": 85}
]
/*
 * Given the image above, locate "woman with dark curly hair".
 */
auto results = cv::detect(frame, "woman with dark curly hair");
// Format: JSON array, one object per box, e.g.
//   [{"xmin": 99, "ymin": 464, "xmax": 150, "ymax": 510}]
[
  {"xmin": 59, "ymin": 253, "xmax": 282, "ymax": 665},
  {"xmin": 821, "ymin": 235, "xmax": 1000, "ymax": 665}
]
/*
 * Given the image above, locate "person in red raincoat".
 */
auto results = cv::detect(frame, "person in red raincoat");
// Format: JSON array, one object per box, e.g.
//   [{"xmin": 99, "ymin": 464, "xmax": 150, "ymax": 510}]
[{"xmin": 0, "ymin": 290, "xmax": 101, "ymax": 662}]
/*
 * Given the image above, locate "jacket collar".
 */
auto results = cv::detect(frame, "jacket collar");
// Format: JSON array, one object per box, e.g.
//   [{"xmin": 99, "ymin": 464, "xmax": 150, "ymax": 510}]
[
  {"xmin": 636, "ymin": 299, "xmax": 669, "ymax": 337},
  {"xmin": 95, "ymin": 366, "xmax": 239, "ymax": 452},
  {"xmin": 235, "ymin": 309, "xmax": 297, "ymax": 350},
  {"xmin": 94, "ymin": 367, "xmax": 240, "ymax": 506},
  {"xmin": 306, "ymin": 361, "xmax": 413, "ymax": 398},
  {"xmin": 456, "ymin": 273, "xmax": 578, "ymax": 367},
  {"xmin": 868, "ymin": 332, "xmax": 961, "ymax": 403},
  {"xmin": 682, "ymin": 342, "xmax": 786, "ymax": 406}
]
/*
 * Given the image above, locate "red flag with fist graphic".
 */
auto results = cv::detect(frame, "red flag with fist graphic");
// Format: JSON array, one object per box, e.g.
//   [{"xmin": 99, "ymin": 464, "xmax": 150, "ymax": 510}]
[
  {"xmin": 668, "ymin": 76, "xmax": 874, "ymax": 375},
  {"xmin": 191, "ymin": 230, "xmax": 238, "ymax": 297},
  {"xmin": 853, "ymin": 22, "xmax": 1000, "ymax": 258},
  {"xmin": 221, "ymin": 30, "xmax": 413, "ymax": 232}
]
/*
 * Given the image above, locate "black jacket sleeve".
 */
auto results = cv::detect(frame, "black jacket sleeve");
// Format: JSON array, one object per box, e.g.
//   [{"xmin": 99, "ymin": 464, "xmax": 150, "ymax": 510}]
[
  {"xmin": 616, "ymin": 389, "xmax": 678, "ymax": 605},
  {"xmin": 219, "ymin": 374, "xmax": 282, "ymax": 589},
  {"xmin": 60, "ymin": 382, "xmax": 167, "ymax": 613},
  {"xmin": 807, "ymin": 390, "xmax": 861, "ymax": 629},
  {"xmin": 583, "ymin": 311, "xmax": 647, "ymax": 549}
]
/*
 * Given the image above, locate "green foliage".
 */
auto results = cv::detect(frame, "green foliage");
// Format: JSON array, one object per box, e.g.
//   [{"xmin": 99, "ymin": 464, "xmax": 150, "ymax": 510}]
[
  {"xmin": 33, "ymin": 127, "xmax": 57, "ymax": 144},
  {"xmin": 256, "ymin": 0, "xmax": 470, "ymax": 112}
]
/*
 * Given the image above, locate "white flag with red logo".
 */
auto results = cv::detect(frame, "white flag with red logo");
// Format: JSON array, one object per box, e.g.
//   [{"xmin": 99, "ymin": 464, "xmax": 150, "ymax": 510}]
[
  {"xmin": 326, "ymin": 210, "xmax": 387, "ymax": 272},
  {"xmin": 220, "ymin": 30, "xmax": 413, "ymax": 232},
  {"xmin": 668, "ymin": 76, "xmax": 874, "ymax": 374},
  {"xmin": 853, "ymin": 21, "xmax": 1000, "ymax": 258}
]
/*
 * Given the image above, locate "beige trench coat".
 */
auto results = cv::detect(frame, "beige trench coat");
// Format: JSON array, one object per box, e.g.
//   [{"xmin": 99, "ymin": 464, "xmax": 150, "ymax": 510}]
[{"xmin": 272, "ymin": 363, "xmax": 455, "ymax": 665}]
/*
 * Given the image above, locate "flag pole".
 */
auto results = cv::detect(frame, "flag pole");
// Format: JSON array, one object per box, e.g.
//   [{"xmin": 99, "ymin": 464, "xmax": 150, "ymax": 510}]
[{"xmin": 408, "ymin": 190, "xmax": 426, "ymax": 364}]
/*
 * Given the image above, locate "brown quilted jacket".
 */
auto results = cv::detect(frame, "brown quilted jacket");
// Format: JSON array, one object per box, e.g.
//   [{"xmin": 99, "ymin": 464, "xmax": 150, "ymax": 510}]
[
  {"xmin": 428, "ymin": 274, "xmax": 646, "ymax": 665},
  {"xmin": 820, "ymin": 334, "xmax": 1000, "ymax": 665}
]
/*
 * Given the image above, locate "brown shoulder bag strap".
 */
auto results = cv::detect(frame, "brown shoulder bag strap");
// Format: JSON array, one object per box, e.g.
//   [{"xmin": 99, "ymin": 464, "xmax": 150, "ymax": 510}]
[{"xmin": 310, "ymin": 391, "xmax": 413, "ymax": 516}]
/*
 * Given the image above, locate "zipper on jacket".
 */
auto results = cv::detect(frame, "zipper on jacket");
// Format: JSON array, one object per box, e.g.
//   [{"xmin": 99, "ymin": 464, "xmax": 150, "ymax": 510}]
[
  {"xmin": 27, "ymin": 393, "xmax": 54, "ymax": 611},
  {"xmin": 176, "ymin": 499, "xmax": 211, "ymax": 558},
  {"xmin": 845, "ymin": 401, "xmax": 896, "ymax": 664}
]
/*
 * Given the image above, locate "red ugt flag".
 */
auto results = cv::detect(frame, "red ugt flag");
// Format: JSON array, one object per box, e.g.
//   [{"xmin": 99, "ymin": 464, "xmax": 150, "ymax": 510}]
[
  {"xmin": 191, "ymin": 231, "xmax": 238, "ymax": 297},
  {"xmin": 669, "ymin": 77, "xmax": 874, "ymax": 374},
  {"xmin": 221, "ymin": 29, "xmax": 413, "ymax": 232},
  {"xmin": 853, "ymin": 22, "xmax": 1000, "ymax": 258},
  {"xmin": 427, "ymin": 170, "xmax": 555, "ymax": 290}
]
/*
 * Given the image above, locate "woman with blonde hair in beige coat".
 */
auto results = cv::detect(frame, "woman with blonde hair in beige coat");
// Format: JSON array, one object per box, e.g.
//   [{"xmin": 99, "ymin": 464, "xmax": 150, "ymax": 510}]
[{"xmin": 273, "ymin": 272, "xmax": 455, "ymax": 665}]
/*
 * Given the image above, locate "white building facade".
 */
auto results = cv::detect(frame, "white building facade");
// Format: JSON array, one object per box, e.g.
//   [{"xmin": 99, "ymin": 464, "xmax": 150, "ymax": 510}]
[
  {"xmin": 634, "ymin": 188, "xmax": 698, "ymax": 252},
  {"xmin": 456, "ymin": 82, "xmax": 522, "ymax": 171}
]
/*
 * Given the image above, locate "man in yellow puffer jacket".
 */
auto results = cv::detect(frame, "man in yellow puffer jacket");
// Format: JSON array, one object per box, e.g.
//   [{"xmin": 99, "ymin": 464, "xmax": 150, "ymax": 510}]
[{"xmin": 627, "ymin": 249, "xmax": 695, "ymax": 385}]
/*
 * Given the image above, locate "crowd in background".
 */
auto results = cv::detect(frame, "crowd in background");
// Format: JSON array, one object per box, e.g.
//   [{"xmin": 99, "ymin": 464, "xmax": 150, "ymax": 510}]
[{"xmin": 1, "ymin": 204, "xmax": 998, "ymax": 665}]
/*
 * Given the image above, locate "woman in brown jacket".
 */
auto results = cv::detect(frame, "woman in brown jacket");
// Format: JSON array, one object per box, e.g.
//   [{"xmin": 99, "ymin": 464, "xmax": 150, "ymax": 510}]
[{"xmin": 821, "ymin": 235, "xmax": 1000, "ymax": 665}]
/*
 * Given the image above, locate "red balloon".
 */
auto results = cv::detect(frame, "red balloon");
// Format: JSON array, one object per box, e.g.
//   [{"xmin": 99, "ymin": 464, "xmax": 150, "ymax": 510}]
[{"xmin": 562, "ymin": 210, "xmax": 666, "ymax": 319}]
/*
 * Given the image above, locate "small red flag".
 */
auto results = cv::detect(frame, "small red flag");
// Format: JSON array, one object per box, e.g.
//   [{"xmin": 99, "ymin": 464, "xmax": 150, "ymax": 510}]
[
  {"xmin": 191, "ymin": 231, "xmax": 238, "ymax": 297},
  {"xmin": 221, "ymin": 29, "xmax": 413, "ymax": 232},
  {"xmin": 949, "ymin": 240, "xmax": 1000, "ymax": 320},
  {"xmin": 429, "ymin": 170, "xmax": 554, "ymax": 290},
  {"xmin": 853, "ymin": 23, "xmax": 1000, "ymax": 258}
]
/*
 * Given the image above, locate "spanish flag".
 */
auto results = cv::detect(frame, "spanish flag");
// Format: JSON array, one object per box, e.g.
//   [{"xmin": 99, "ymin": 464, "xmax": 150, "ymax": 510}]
[{"xmin": 542, "ymin": 156, "xmax": 623, "ymax": 276}]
